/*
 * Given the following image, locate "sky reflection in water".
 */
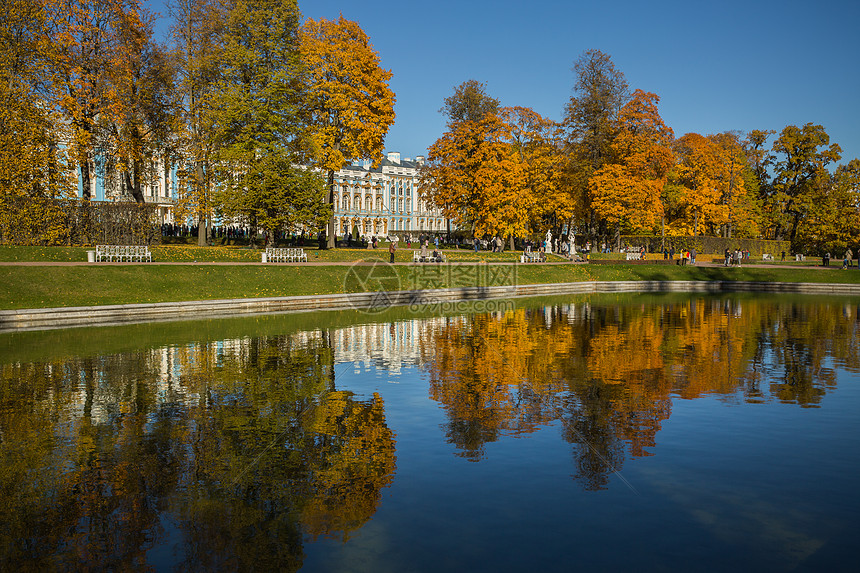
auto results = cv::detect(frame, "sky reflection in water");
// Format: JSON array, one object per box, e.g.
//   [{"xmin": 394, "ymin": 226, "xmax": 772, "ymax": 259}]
[{"xmin": 0, "ymin": 295, "xmax": 858, "ymax": 572}]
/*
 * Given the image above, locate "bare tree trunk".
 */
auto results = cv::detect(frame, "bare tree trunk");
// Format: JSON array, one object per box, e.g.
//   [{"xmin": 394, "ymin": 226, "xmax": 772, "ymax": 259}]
[
  {"xmin": 661, "ymin": 215, "xmax": 665, "ymax": 251},
  {"xmin": 126, "ymin": 169, "xmax": 145, "ymax": 204},
  {"xmin": 80, "ymin": 159, "xmax": 92, "ymax": 201},
  {"xmin": 197, "ymin": 162, "xmax": 207, "ymax": 246},
  {"xmin": 326, "ymin": 169, "xmax": 335, "ymax": 249}
]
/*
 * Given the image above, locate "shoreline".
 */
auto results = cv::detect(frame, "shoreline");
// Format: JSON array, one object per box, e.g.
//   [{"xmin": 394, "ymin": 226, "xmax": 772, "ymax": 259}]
[{"xmin": 3, "ymin": 279, "xmax": 859, "ymax": 333}]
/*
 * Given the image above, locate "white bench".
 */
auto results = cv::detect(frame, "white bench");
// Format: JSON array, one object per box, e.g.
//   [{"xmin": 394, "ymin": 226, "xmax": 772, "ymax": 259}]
[
  {"xmin": 625, "ymin": 251, "xmax": 642, "ymax": 260},
  {"xmin": 520, "ymin": 248, "xmax": 544, "ymax": 263},
  {"xmin": 412, "ymin": 250, "xmax": 445, "ymax": 263},
  {"xmin": 762, "ymin": 253, "xmax": 773, "ymax": 261},
  {"xmin": 263, "ymin": 247, "xmax": 307, "ymax": 263},
  {"xmin": 94, "ymin": 245, "xmax": 152, "ymax": 262}
]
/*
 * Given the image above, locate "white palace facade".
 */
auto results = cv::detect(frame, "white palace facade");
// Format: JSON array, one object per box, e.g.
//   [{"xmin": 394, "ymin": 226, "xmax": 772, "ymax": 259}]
[
  {"xmin": 331, "ymin": 151, "xmax": 448, "ymax": 238},
  {"xmin": 73, "ymin": 150, "xmax": 448, "ymax": 236}
]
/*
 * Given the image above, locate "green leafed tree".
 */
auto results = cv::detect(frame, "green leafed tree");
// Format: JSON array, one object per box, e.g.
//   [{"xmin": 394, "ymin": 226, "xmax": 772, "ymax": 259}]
[
  {"xmin": 209, "ymin": 0, "xmax": 328, "ymax": 246},
  {"xmin": 440, "ymin": 79, "xmax": 500, "ymax": 127},
  {"xmin": 562, "ymin": 49, "xmax": 630, "ymax": 237},
  {"xmin": 169, "ymin": 0, "xmax": 225, "ymax": 245},
  {"xmin": 768, "ymin": 123, "xmax": 842, "ymax": 245}
]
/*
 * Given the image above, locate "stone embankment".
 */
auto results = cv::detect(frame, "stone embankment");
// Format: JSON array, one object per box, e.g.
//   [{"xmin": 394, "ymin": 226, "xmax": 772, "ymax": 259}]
[{"xmin": 2, "ymin": 280, "xmax": 860, "ymax": 333}]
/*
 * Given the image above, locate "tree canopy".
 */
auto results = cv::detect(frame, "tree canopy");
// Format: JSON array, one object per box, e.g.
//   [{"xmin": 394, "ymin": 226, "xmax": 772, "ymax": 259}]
[{"xmin": 298, "ymin": 15, "xmax": 395, "ymax": 247}]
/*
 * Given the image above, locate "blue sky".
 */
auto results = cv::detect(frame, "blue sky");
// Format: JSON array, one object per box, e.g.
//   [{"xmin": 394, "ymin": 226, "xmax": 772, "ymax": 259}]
[{"xmin": 151, "ymin": 0, "xmax": 860, "ymax": 165}]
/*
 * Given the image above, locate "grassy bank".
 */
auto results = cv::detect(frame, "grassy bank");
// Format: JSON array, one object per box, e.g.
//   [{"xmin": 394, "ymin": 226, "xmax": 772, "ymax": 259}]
[
  {"xmin": 2, "ymin": 261, "xmax": 859, "ymax": 310},
  {"xmin": 0, "ymin": 244, "xmax": 825, "ymax": 265}
]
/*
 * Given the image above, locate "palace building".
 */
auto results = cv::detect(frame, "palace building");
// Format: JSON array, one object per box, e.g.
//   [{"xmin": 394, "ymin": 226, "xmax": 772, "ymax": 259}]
[
  {"xmin": 73, "ymin": 150, "xmax": 448, "ymax": 237},
  {"xmin": 331, "ymin": 151, "xmax": 448, "ymax": 239}
]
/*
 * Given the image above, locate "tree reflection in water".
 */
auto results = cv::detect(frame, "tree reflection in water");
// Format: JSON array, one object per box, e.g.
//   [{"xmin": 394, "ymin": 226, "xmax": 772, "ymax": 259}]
[
  {"xmin": 0, "ymin": 331, "xmax": 395, "ymax": 571},
  {"xmin": 0, "ymin": 296, "xmax": 857, "ymax": 568},
  {"xmin": 421, "ymin": 298, "xmax": 860, "ymax": 489}
]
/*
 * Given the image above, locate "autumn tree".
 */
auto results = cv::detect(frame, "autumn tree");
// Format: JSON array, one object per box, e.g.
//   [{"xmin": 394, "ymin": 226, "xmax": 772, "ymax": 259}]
[
  {"xmin": 210, "ymin": 0, "xmax": 327, "ymax": 246},
  {"xmin": 710, "ymin": 131, "xmax": 761, "ymax": 238},
  {"xmin": 671, "ymin": 132, "xmax": 759, "ymax": 238},
  {"xmin": 422, "ymin": 103, "xmax": 566, "ymax": 244},
  {"xmin": 169, "ymin": 0, "xmax": 225, "ymax": 244},
  {"xmin": 105, "ymin": 2, "xmax": 177, "ymax": 204},
  {"xmin": 421, "ymin": 80, "xmax": 498, "ymax": 237},
  {"xmin": 562, "ymin": 49, "xmax": 630, "ymax": 236},
  {"xmin": 420, "ymin": 116, "xmax": 488, "ymax": 234},
  {"xmin": 0, "ymin": 0, "xmax": 72, "ymax": 202},
  {"xmin": 767, "ymin": 123, "xmax": 842, "ymax": 245},
  {"xmin": 588, "ymin": 90, "xmax": 673, "ymax": 243},
  {"xmin": 492, "ymin": 106, "xmax": 568, "ymax": 242},
  {"xmin": 46, "ymin": 0, "xmax": 124, "ymax": 200},
  {"xmin": 298, "ymin": 15, "xmax": 395, "ymax": 248}
]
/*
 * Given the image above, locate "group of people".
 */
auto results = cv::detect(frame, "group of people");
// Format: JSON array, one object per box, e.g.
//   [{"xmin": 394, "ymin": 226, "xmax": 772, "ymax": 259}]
[
  {"xmin": 822, "ymin": 249, "xmax": 854, "ymax": 269},
  {"xmin": 724, "ymin": 248, "xmax": 748, "ymax": 266},
  {"xmin": 662, "ymin": 247, "xmax": 697, "ymax": 264}
]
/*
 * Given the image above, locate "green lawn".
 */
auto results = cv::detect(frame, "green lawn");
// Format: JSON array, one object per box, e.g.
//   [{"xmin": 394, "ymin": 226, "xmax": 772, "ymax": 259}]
[
  {"xmin": 1, "ymin": 257, "xmax": 858, "ymax": 310},
  {"xmin": 0, "ymin": 244, "xmax": 529, "ymax": 263}
]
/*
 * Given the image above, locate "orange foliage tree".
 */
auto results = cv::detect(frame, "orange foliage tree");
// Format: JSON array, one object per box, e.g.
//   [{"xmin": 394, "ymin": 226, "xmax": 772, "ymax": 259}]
[
  {"xmin": 421, "ymin": 106, "xmax": 567, "ymax": 243},
  {"xmin": 588, "ymin": 90, "xmax": 674, "ymax": 240},
  {"xmin": 299, "ymin": 16, "xmax": 396, "ymax": 248}
]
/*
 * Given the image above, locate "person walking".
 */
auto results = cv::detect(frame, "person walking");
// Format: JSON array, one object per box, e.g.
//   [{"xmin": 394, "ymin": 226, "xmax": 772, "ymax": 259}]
[{"xmin": 389, "ymin": 239, "xmax": 397, "ymax": 263}]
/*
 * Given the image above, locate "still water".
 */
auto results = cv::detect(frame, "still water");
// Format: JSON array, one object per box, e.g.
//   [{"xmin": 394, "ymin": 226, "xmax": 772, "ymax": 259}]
[{"xmin": 1, "ymin": 294, "xmax": 859, "ymax": 571}]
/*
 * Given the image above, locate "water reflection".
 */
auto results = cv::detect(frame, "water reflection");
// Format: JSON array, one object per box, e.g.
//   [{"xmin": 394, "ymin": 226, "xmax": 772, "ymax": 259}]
[
  {"xmin": 419, "ymin": 298, "xmax": 860, "ymax": 489},
  {"xmin": 0, "ymin": 332, "xmax": 395, "ymax": 570},
  {"xmin": 0, "ymin": 296, "xmax": 858, "ymax": 568}
]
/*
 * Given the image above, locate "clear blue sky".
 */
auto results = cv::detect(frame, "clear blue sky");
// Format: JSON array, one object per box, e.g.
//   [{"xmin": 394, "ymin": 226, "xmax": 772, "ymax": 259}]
[{"xmin": 150, "ymin": 0, "xmax": 860, "ymax": 165}]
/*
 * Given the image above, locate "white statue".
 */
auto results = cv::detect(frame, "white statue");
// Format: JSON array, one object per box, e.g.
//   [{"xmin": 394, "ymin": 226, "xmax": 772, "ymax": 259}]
[{"xmin": 545, "ymin": 230, "xmax": 552, "ymax": 250}]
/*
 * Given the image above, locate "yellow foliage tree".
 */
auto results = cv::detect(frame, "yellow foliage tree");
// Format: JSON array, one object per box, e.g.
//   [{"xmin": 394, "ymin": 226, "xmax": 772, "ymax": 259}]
[
  {"xmin": 46, "ymin": 0, "xmax": 125, "ymax": 200},
  {"xmin": 299, "ymin": 16, "xmax": 395, "ymax": 248},
  {"xmin": 0, "ymin": 0, "xmax": 74, "ymax": 244},
  {"xmin": 421, "ymin": 106, "xmax": 566, "ymax": 243}
]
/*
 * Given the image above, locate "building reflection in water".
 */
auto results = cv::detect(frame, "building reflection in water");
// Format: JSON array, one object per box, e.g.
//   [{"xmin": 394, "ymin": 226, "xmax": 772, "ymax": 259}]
[{"xmin": 0, "ymin": 297, "xmax": 858, "ymax": 569}]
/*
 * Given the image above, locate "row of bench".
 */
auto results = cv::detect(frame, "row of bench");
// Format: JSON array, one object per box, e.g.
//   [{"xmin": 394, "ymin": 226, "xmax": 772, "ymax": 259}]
[
  {"xmin": 89, "ymin": 246, "xmax": 558, "ymax": 265},
  {"xmin": 93, "ymin": 245, "xmax": 152, "ymax": 262},
  {"xmin": 520, "ymin": 248, "xmax": 545, "ymax": 263},
  {"xmin": 262, "ymin": 247, "xmax": 307, "ymax": 263},
  {"xmin": 413, "ymin": 250, "xmax": 446, "ymax": 263}
]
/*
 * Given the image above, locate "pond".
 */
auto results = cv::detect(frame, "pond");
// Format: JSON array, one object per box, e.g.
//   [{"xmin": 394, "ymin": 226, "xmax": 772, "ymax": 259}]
[{"xmin": 1, "ymin": 294, "xmax": 859, "ymax": 572}]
